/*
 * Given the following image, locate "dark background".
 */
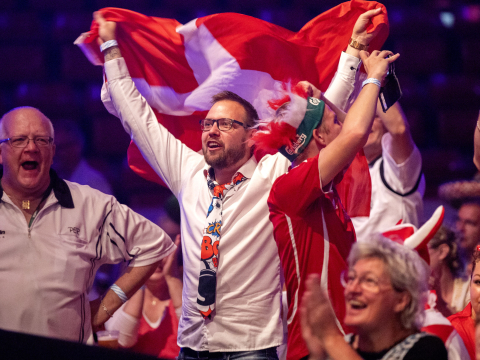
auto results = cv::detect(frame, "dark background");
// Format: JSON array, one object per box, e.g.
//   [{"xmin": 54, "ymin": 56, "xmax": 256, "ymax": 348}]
[{"xmin": 0, "ymin": 0, "xmax": 479, "ymax": 219}]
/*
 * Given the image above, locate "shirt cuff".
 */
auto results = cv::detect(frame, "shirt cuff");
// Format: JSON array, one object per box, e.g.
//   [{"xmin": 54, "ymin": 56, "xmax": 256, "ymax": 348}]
[
  {"xmin": 104, "ymin": 57, "xmax": 131, "ymax": 82},
  {"xmin": 338, "ymin": 52, "xmax": 362, "ymax": 80}
]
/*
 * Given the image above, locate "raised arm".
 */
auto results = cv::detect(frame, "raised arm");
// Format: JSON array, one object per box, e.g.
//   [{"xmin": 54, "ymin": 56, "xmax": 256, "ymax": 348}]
[
  {"xmin": 375, "ymin": 101, "xmax": 415, "ymax": 164},
  {"xmin": 318, "ymin": 50, "xmax": 400, "ymax": 187},
  {"xmin": 93, "ymin": 12, "xmax": 202, "ymax": 195},
  {"xmin": 324, "ymin": 8, "xmax": 385, "ymax": 112},
  {"xmin": 94, "ymin": 12, "xmax": 122, "ymax": 61}
]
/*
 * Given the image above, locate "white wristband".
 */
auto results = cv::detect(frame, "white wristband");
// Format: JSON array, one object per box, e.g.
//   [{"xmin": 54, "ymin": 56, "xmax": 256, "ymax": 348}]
[
  {"xmin": 100, "ymin": 40, "xmax": 118, "ymax": 53},
  {"xmin": 110, "ymin": 284, "xmax": 128, "ymax": 303},
  {"xmin": 362, "ymin": 78, "xmax": 381, "ymax": 88}
]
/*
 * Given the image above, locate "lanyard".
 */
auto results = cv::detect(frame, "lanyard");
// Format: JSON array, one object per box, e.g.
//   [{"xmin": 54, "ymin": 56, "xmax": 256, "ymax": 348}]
[{"xmin": 27, "ymin": 185, "xmax": 53, "ymax": 228}]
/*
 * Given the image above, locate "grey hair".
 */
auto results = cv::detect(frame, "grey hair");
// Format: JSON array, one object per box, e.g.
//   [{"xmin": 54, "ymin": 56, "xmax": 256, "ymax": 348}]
[
  {"xmin": 348, "ymin": 234, "xmax": 429, "ymax": 331},
  {"xmin": 0, "ymin": 107, "xmax": 54, "ymax": 139}
]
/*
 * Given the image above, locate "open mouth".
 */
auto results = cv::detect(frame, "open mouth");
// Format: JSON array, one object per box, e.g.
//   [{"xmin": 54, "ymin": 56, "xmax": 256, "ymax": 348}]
[
  {"xmin": 348, "ymin": 299, "xmax": 367, "ymax": 310},
  {"xmin": 21, "ymin": 161, "xmax": 39, "ymax": 170},
  {"xmin": 207, "ymin": 141, "xmax": 222, "ymax": 150}
]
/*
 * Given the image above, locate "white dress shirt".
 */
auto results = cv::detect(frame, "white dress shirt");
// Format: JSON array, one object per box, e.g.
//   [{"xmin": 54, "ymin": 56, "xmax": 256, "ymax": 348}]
[{"xmin": 101, "ymin": 52, "xmax": 360, "ymax": 351}]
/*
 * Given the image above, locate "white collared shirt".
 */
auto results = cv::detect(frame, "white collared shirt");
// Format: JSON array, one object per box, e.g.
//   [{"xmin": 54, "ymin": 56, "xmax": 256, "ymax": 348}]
[{"xmin": 101, "ymin": 52, "xmax": 360, "ymax": 351}]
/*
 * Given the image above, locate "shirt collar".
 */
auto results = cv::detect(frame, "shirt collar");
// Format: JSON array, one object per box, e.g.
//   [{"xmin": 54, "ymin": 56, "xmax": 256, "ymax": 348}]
[
  {"xmin": 203, "ymin": 155, "xmax": 257, "ymax": 182},
  {"xmin": 0, "ymin": 167, "xmax": 75, "ymax": 209},
  {"xmin": 369, "ymin": 154, "xmax": 383, "ymax": 168}
]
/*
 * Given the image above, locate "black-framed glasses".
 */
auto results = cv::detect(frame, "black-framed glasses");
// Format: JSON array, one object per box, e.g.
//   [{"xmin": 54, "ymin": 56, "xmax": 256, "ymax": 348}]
[
  {"xmin": 0, "ymin": 136, "xmax": 54, "ymax": 148},
  {"xmin": 199, "ymin": 118, "xmax": 246, "ymax": 132}
]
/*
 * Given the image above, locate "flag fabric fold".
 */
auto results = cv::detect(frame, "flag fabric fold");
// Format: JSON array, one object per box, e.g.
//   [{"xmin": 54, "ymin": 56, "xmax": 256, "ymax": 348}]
[{"xmin": 76, "ymin": 0, "xmax": 388, "ymax": 217}]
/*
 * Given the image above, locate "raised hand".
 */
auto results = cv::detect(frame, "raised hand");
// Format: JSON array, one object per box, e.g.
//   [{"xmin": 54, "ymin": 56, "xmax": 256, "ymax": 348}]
[
  {"xmin": 360, "ymin": 50, "xmax": 400, "ymax": 84},
  {"xmin": 94, "ymin": 11, "xmax": 117, "ymax": 45},
  {"xmin": 351, "ymin": 8, "xmax": 383, "ymax": 47}
]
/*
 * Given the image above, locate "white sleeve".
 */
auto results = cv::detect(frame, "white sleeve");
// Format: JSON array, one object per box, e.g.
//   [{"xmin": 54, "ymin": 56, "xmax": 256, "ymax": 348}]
[
  {"xmin": 99, "ymin": 194, "xmax": 176, "ymax": 267},
  {"xmin": 381, "ymin": 133, "xmax": 424, "ymax": 195},
  {"xmin": 445, "ymin": 330, "xmax": 470, "ymax": 360},
  {"xmin": 323, "ymin": 52, "xmax": 362, "ymax": 112},
  {"xmin": 101, "ymin": 58, "xmax": 203, "ymax": 196},
  {"xmin": 105, "ymin": 304, "xmax": 141, "ymax": 348}
]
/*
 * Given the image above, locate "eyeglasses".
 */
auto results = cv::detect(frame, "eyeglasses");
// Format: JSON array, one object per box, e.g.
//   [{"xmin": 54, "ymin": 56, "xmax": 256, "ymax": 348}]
[
  {"xmin": 199, "ymin": 118, "xmax": 246, "ymax": 132},
  {"xmin": 0, "ymin": 136, "xmax": 54, "ymax": 148},
  {"xmin": 340, "ymin": 270, "xmax": 388, "ymax": 293}
]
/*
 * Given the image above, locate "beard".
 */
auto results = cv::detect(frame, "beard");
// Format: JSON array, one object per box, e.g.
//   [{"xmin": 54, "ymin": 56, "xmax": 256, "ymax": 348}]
[{"xmin": 203, "ymin": 136, "xmax": 248, "ymax": 170}]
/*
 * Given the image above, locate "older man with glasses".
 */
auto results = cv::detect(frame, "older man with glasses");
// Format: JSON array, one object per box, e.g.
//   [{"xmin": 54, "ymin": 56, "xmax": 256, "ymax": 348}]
[{"xmin": 0, "ymin": 106, "xmax": 176, "ymax": 343}]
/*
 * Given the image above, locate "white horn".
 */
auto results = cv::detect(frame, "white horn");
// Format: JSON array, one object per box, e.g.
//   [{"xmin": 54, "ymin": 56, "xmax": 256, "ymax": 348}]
[{"xmin": 404, "ymin": 206, "xmax": 445, "ymax": 250}]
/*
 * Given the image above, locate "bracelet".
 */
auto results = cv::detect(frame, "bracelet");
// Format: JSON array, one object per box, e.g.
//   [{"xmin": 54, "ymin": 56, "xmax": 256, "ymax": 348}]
[
  {"xmin": 102, "ymin": 303, "xmax": 114, "ymax": 318},
  {"xmin": 362, "ymin": 78, "xmax": 382, "ymax": 88},
  {"xmin": 348, "ymin": 37, "xmax": 368, "ymax": 51},
  {"xmin": 100, "ymin": 40, "xmax": 118, "ymax": 53},
  {"xmin": 110, "ymin": 284, "xmax": 128, "ymax": 303}
]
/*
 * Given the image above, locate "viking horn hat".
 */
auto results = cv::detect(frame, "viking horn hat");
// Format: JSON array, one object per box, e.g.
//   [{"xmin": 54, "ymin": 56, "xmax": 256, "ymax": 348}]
[{"xmin": 381, "ymin": 206, "xmax": 445, "ymax": 265}]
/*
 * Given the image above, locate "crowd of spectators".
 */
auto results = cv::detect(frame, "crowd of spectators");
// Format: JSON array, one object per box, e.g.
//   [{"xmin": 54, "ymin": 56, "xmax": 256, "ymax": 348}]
[{"xmin": 1, "ymin": 1, "xmax": 480, "ymax": 360}]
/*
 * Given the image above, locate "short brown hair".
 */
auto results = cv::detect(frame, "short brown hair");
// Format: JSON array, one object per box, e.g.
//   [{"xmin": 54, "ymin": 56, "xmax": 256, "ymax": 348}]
[
  {"xmin": 429, "ymin": 225, "xmax": 464, "ymax": 278},
  {"xmin": 211, "ymin": 91, "xmax": 259, "ymax": 128}
]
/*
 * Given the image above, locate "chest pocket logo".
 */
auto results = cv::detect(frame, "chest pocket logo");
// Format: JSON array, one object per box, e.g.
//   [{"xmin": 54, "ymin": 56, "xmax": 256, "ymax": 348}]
[{"xmin": 68, "ymin": 227, "xmax": 80, "ymax": 236}]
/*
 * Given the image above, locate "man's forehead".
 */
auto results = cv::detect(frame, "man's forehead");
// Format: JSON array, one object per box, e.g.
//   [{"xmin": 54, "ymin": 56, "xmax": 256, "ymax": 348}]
[
  {"xmin": 460, "ymin": 203, "xmax": 480, "ymax": 216},
  {"xmin": 4, "ymin": 109, "xmax": 52, "ymax": 134},
  {"xmin": 208, "ymin": 100, "xmax": 246, "ymax": 119}
]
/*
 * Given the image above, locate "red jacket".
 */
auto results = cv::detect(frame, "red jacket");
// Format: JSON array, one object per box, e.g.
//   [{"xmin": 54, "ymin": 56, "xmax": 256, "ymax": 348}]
[{"xmin": 448, "ymin": 302, "xmax": 475, "ymax": 360}]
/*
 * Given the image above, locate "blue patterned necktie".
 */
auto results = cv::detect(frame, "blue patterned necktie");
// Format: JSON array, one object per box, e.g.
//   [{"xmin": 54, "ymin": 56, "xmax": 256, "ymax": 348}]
[{"xmin": 196, "ymin": 171, "xmax": 247, "ymax": 318}]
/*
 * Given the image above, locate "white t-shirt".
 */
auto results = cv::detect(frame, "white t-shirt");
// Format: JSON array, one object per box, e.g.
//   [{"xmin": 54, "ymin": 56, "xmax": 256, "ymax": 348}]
[{"xmin": 352, "ymin": 133, "xmax": 425, "ymax": 242}]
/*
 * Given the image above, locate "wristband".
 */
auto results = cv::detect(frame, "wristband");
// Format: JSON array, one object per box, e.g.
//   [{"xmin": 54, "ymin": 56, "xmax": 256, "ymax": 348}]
[
  {"xmin": 110, "ymin": 284, "xmax": 128, "ymax": 303},
  {"xmin": 362, "ymin": 78, "xmax": 381, "ymax": 88},
  {"xmin": 100, "ymin": 40, "xmax": 118, "ymax": 53}
]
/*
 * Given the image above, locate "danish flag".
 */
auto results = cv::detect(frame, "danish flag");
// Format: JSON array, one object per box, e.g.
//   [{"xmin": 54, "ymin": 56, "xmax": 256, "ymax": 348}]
[{"xmin": 76, "ymin": 0, "xmax": 388, "ymax": 216}]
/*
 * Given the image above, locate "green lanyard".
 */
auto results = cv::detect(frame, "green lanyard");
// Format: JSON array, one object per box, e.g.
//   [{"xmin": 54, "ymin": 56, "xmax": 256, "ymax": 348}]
[{"xmin": 28, "ymin": 207, "xmax": 41, "ymax": 228}]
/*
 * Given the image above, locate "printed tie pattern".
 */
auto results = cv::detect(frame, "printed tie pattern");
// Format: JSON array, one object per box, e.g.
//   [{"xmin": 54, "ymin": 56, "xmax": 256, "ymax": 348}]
[{"xmin": 196, "ymin": 171, "xmax": 247, "ymax": 318}]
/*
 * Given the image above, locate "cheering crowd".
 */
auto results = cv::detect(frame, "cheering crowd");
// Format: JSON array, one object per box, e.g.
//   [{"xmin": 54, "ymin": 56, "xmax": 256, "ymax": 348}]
[{"xmin": 1, "ymin": 2, "xmax": 480, "ymax": 360}]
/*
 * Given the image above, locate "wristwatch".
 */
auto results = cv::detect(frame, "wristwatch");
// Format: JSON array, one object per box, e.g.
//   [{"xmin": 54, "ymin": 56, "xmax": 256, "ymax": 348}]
[{"xmin": 348, "ymin": 38, "xmax": 368, "ymax": 51}]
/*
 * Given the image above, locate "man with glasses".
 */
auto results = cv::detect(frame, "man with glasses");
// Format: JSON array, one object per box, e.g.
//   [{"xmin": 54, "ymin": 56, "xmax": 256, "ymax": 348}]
[
  {"xmin": 94, "ymin": 9, "xmax": 376, "ymax": 358},
  {"xmin": 0, "ymin": 106, "xmax": 176, "ymax": 343}
]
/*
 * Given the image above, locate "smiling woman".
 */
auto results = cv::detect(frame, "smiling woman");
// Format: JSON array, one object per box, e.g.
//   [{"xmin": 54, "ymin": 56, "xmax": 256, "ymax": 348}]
[
  {"xmin": 448, "ymin": 250, "xmax": 480, "ymax": 360},
  {"xmin": 301, "ymin": 235, "xmax": 448, "ymax": 360}
]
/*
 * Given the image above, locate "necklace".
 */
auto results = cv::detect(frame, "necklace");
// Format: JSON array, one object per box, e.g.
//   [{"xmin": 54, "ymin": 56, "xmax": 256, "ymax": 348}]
[
  {"xmin": 22, "ymin": 200, "xmax": 30, "ymax": 210},
  {"xmin": 5, "ymin": 192, "xmax": 33, "ymax": 209}
]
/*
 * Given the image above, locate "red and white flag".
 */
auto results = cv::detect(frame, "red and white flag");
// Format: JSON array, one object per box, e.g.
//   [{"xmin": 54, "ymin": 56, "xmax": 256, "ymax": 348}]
[{"xmin": 76, "ymin": 0, "xmax": 388, "ymax": 216}]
